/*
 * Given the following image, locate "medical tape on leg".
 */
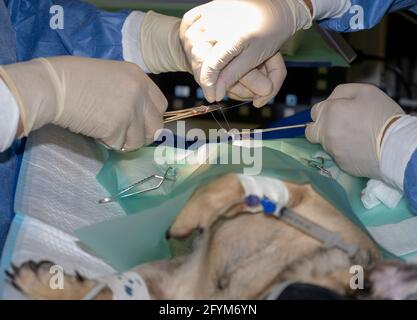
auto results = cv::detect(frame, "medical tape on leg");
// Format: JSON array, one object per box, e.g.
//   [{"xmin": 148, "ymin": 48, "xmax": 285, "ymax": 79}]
[
  {"xmin": 84, "ymin": 272, "xmax": 150, "ymax": 300},
  {"xmin": 237, "ymin": 174, "xmax": 289, "ymax": 205}
]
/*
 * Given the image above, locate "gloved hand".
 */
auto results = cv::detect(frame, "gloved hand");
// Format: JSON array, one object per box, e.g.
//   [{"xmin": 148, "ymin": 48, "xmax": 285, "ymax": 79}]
[
  {"xmin": 305, "ymin": 84, "xmax": 405, "ymax": 179},
  {"xmin": 218, "ymin": 53, "xmax": 287, "ymax": 108},
  {"xmin": 141, "ymin": 10, "xmax": 286, "ymax": 107},
  {"xmin": 141, "ymin": 11, "xmax": 192, "ymax": 74},
  {"xmin": 180, "ymin": 0, "xmax": 312, "ymax": 103},
  {"xmin": 0, "ymin": 56, "xmax": 167, "ymax": 151}
]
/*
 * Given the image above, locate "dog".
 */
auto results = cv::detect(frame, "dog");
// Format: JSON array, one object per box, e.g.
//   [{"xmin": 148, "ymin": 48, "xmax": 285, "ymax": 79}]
[{"xmin": 6, "ymin": 173, "xmax": 417, "ymax": 299}]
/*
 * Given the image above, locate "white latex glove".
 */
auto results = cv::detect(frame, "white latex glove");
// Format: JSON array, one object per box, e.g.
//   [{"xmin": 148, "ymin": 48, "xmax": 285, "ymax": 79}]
[
  {"xmin": 141, "ymin": 11, "xmax": 192, "ymax": 74},
  {"xmin": 222, "ymin": 52, "xmax": 287, "ymax": 108},
  {"xmin": 305, "ymin": 84, "xmax": 405, "ymax": 179},
  {"xmin": 0, "ymin": 56, "xmax": 167, "ymax": 151},
  {"xmin": 180, "ymin": 0, "xmax": 312, "ymax": 103},
  {"xmin": 141, "ymin": 10, "xmax": 286, "ymax": 107}
]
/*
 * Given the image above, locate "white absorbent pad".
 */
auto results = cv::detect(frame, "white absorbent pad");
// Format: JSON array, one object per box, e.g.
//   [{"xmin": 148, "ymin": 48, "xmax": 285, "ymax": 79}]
[
  {"xmin": 361, "ymin": 179, "xmax": 403, "ymax": 210},
  {"xmin": 0, "ymin": 125, "xmax": 125, "ymax": 299},
  {"xmin": 1, "ymin": 215, "xmax": 115, "ymax": 299}
]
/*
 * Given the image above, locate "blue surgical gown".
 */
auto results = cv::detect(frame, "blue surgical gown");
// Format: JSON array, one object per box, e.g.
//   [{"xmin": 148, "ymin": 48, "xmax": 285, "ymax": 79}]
[
  {"xmin": 405, "ymin": 150, "xmax": 417, "ymax": 214},
  {"xmin": 319, "ymin": 0, "xmax": 417, "ymax": 31}
]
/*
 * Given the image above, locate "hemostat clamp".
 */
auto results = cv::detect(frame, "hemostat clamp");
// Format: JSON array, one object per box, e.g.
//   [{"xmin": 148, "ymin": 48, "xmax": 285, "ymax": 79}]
[{"xmin": 98, "ymin": 167, "xmax": 176, "ymax": 204}]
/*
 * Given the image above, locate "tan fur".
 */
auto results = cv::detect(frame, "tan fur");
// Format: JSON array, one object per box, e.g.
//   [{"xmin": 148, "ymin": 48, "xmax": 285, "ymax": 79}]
[{"xmin": 9, "ymin": 173, "xmax": 381, "ymax": 300}]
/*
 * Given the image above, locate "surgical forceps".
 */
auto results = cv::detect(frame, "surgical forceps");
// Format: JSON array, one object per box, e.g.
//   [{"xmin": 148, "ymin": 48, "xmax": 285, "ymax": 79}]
[
  {"xmin": 164, "ymin": 102, "xmax": 225, "ymax": 123},
  {"xmin": 98, "ymin": 167, "xmax": 176, "ymax": 204}
]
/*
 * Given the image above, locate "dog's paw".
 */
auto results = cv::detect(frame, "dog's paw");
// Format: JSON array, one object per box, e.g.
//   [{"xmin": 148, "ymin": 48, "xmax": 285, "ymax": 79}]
[{"xmin": 5, "ymin": 260, "xmax": 97, "ymax": 300}]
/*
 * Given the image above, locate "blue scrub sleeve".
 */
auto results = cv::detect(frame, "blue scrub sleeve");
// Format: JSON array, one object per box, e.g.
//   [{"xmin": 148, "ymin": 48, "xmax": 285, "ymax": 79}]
[
  {"xmin": 0, "ymin": 140, "xmax": 25, "ymax": 252},
  {"xmin": 404, "ymin": 148, "xmax": 417, "ymax": 214},
  {"xmin": 318, "ymin": 0, "xmax": 417, "ymax": 32},
  {"xmin": 0, "ymin": 0, "xmax": 16, "ymax": 64},
  {"xmin": 5, "ymin": 0, "xmax": 131, "ymax": 62}
]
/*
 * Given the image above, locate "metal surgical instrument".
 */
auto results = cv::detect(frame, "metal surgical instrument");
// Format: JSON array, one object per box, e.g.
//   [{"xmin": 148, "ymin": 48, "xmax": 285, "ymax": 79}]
[
  {"xmin": 98, "ymin": 167, "xmax": 176, "ymax": 204},
  {"xmin": 232, "ymin": 123, "xmax": 310, "ymax": 136},
  {"xmin": 163, "ymin": 101, "xmax": 252, "ymax": 123},
  {"xmin": 164, "ymin": 104, "xmax": 224, "ymax": 123}
]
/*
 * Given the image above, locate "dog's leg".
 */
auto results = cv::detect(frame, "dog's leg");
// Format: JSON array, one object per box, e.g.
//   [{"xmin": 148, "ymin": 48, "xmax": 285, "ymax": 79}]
[
  {"xmin": 6, "ymin": 261, "xmax": 112, "ymax": 300},
  {"xmin": 169, "ymin": 173, "xmax": 307, "ymax": 238},
  {"xmin": 358, "ymin": 260, "xmax": 417, "ymax": 300}
]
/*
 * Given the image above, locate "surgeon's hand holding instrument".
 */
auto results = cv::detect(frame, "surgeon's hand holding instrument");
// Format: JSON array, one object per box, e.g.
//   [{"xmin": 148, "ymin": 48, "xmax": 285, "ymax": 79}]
[
  {"xmin": 140, "ymin": 10, "xmax": 287, "ymax": 108},
  {"xmin": 305, "ymin": 83, "xmax": 405, "ymax": 181},
  {"xmin": 0, "ymin": 56, "xmax": 167, "ymax": 152},
  {"xmin": 180, "ymin": 0, "xmax": 313, "ymax": 103}
]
